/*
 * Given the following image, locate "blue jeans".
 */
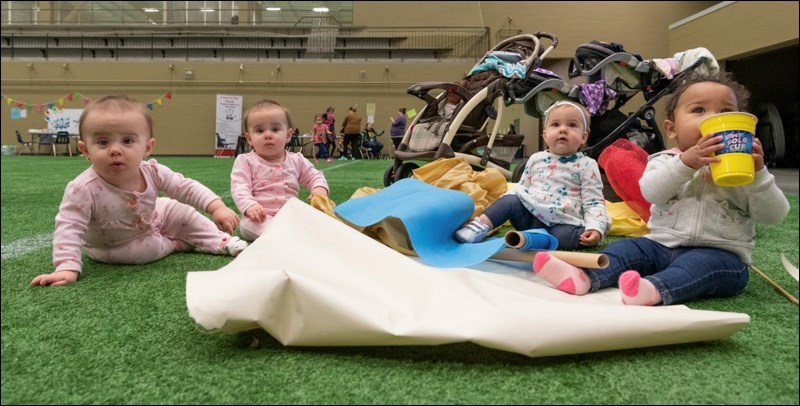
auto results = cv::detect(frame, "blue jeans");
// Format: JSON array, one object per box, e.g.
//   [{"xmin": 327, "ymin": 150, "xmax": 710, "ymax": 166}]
[
  {"xmin": 367, "ymin": 140, "xmax": 383, "ymax": 158},
  {"xmin": 483, "ymin": 194, "xmax": 584, "ymax": 250},
  {"xmin": 315, "ymin": 143, "xmax": 329, "ymax": 159},
  {"xmin": 588, "ymin": 238, "xmax": 749, "ymax": 305}
]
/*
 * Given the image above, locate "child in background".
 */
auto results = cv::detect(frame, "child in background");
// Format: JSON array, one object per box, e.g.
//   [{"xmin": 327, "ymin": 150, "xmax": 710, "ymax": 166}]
[
  {"xmin": 534, "ymin": 72, "xmax": 790, "ymax": 306},
  {"xmin": 455, "ymin": 100, "xmax": 609, "ymax": 250},
  {"xmin": 322, "ymin": 106, "xmax": 336, "ymax": 158},
  {"xmin": 30, "ymin": 95, "xmax": 247, "ymax": 287},
  {"xmin": 312, "ymin": 114, "xmax": 331, "ymax": 163},
  {"xmin": 231, "ymin": 99, "xmax": 330, "ymax": 241}
]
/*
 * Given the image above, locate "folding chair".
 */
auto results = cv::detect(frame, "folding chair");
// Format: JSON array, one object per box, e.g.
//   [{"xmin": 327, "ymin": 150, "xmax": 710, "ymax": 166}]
[
  {"xmin": 286, "ymin": 133, "xmax": 301, "ymax": 153},
  {"xmin": 38, "ymin": 133, "xmax": 56, "ymax": 156},
  {"xmin": 15, "ymin": 130, "xmax": 37, "ymax": 155},
  {"xmin": 214, "ymin": 133, "xmax": 235, "ymax": 157},
  {"xmin": 359, "ymin": 137, "xmax": 374, "ymax": 160},
  {"xmin": 55, "ymin": 131, "xmax": 73, "ymax": 156},
  {"xmin": 235, "ymin": 134, "xmax": 249, "ymax": 157}
]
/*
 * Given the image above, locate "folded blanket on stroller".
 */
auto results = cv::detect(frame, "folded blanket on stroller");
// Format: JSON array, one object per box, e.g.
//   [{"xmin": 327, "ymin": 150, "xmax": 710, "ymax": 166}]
[{"xmin": 469, "ymin": 54, "xmax": 527, "ymax": 78}]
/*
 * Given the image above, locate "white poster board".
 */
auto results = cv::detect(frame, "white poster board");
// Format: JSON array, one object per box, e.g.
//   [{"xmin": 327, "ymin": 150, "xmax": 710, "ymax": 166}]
[
  {"xmin": 215, "ymin": 94, "xmax": 243, "ymax": 157},
  {"xmin": 366, "ymin": 102, "xmax": 376, "ymax": 124},
  {"xmin": 45, "ymin": 108, "xmax": 82, "ymax": 135}
]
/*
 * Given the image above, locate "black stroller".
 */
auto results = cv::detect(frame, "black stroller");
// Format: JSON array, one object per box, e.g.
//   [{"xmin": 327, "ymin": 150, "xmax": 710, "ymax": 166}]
[
  {"xmin": 505, "ymin": 40, "xmax": 712, "ymax": 182},
  {"xmin": 383, "ymin": 32, "xmax": 559, "ymax": 186},
  {"xmin": 569, "ymin": 41, "xmax": 709, "ymax": 160}
]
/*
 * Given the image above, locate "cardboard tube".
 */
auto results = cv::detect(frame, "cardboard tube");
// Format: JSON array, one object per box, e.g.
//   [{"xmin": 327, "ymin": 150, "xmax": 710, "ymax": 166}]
[
  {"xmin": 504, "ymin": 231, "xmax": 525, "ymax": 248},
  {"xmin": 504, "ymin": 230, "xmax": 558, "ymax": 250},
  {"xmin": 491, "ymin": 248, "xmax": 609, "ymax": 269}
]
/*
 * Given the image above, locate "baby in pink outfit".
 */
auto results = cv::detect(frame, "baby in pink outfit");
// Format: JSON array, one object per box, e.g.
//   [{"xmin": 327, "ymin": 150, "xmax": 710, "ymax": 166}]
[
  {"xmin": 231, "ymin": 99, "xmax": 329, "ymax": 241},
  {"xmin": 30, "ymin": 95, "xmax": 247, "ymax": 287}
]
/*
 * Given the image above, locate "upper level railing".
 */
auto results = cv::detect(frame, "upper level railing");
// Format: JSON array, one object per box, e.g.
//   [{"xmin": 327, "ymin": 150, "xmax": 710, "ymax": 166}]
[
  {"xmin": 1, "ymin": 26, "xmax": 490, "ymax": 61},
  {"xmin": 1, "ymin": 1, "xmax": 354, "ymax": 27},
  {"xmin": 1, "ymin": 3, "xmax": 489, "ymax": 61}
]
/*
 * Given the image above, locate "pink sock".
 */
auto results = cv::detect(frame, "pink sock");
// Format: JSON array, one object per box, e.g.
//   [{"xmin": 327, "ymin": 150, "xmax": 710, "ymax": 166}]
[
  {"xmin": 619, "ymin": 270, "xmax": 662, "ymax": 306},
  {"xmin": 533, "ymin": 252, "xmax": 590, "ymax": 295}
]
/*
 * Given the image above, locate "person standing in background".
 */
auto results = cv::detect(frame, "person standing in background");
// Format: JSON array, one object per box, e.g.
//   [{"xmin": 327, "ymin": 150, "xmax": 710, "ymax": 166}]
[
  {"xmin": 340, "ymin": 105, "xmax": 362, "ymax": 160},
  {"xmin": 322, "ymin": 106, "xmax": 336, "ymax": 158},
  {"xmin": 389, "ymin": 107, "xmax": 407, "ymax": 149}
]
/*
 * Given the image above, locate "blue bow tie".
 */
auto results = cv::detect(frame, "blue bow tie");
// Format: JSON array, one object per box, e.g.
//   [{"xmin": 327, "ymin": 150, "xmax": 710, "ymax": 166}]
[{"xmin": 559, "ymin": 154, "xmax": 578, "ymax": 163}]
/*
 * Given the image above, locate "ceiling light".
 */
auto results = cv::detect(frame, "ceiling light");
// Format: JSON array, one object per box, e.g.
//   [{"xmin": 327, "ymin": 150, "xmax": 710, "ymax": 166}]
[
  {"xmin": 312, "ymin": 7, "xmax": 329, "ymax": 12},
  {"xmin": 143, "ymin": 8, "xmax": 159, "ymax": 13},
  {"xmin": 200, "ymin": 8, "xmax": 215, "ymax": 13},
  {"xmin": 266, "ymin": 7, "xmax": 280, "ymax": 11}
]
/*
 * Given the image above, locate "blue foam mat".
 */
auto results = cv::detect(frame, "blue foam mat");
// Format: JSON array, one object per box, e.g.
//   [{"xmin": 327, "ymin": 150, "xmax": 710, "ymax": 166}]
[{"xmin": 334, "ymin": 178, "xmax": 507, "ymax": 268}]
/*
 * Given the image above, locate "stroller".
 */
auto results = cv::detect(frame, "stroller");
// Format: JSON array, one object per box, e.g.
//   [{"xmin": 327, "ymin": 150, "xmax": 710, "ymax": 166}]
[
  {"xmin": 383, "ymin": 32, "xmax": 559, "ymax": 186},
  {"xmin": 568, "ymin": 41, "xmax": 711, "ymax": 161},
  {"xmin": 504, "ymin": 40, "xmax": 714, "ymax": 183}
]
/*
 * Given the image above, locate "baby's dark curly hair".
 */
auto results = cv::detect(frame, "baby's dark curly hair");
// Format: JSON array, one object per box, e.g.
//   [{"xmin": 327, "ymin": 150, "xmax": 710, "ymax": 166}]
[{"xmin": 664, "ymin": 71, "xmax": 751, "ymax": 121}]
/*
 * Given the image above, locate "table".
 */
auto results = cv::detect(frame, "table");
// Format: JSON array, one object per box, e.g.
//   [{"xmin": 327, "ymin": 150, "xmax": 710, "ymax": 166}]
[
  {"xmin": 287, "ymin": 135, "xmax": 314, "ymax": 157},
  {"xmin": 299, "ymin": 135, "xmax": 314, "ymax": 157},
  {"xmin": 28, "ymin": 129, "xmax": 79, "ymax": 156}
]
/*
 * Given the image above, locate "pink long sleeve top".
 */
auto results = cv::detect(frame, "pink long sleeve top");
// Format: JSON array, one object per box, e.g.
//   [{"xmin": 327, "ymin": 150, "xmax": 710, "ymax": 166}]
[
  {"xmin": 230, "ymin": 151, "xmax": 329, "ymax": 217},
  {"xmin": 53, "ymin": 159, "xmax": 222, "ymax": 273}
]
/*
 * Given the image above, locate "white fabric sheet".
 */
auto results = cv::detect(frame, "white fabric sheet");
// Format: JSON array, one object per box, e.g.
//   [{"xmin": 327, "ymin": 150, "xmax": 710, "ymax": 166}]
[{"xmin": 186, "ymin": 198, "xmax": 750, "ymax": 357}]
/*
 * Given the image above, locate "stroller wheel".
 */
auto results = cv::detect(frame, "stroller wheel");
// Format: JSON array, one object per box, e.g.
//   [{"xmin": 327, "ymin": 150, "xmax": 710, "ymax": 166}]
[
  {"xmin": 643, "ymin": 106, "xmax": 656, "ymax": 120},
  {"xmin": 383, "ymin": 165, "xmax": 396, "ymax": 187},
  {"xmin": 511, "ymin": 162, "xmax": 526, "ymax": 183},
  {"xmin": 394, "ymin": 162, "xmax": 420, "ymax": 183}
]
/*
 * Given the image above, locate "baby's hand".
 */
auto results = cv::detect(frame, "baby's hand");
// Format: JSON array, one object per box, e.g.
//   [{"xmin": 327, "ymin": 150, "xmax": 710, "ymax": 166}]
[
  {"xmin": 578, "ymin": 230, "xmax": 602, "ymax": 247},
  {"xmin": 751, "ymin": 137, "xmax": 765, "ymax": 172},
  {"xmin": 681, "ymin": 134, "xmax": 725, "ymax": 170},
  {"xmin": 206, "ymin": 199, "xmax": 239, "ymax": 234},
  {"xmin": 30, "ymin": 270, "xmax": 79, "ymax": 287},
  {"xmin": 245, "ymin": 204, "xmax": 265, "ymax": 223},
  {"xmin": 307, "ymin": 187, "xmax": 329, "ymax": 201},
  {"xmin": 211, "ymin": 206, "xmax": 239, "ymax": 235}
]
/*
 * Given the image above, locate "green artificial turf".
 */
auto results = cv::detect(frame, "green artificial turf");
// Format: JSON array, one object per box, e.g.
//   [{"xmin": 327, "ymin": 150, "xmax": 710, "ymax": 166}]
[{"xmin": 2, "ymin": 155, "xmax": 798, "ymax": 404}]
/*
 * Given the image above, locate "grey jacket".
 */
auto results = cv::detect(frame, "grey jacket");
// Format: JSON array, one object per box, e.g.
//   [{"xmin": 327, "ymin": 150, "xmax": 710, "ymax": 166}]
[{"xmin": 639, "ymin": 149, "xmax": 790, "ymax": 264}]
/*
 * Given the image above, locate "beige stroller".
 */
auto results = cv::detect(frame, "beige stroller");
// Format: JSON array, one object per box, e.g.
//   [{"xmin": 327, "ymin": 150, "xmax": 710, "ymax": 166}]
[{"xmin": 384, "ymin": 32, "xmax": 559, "ymax": 186}]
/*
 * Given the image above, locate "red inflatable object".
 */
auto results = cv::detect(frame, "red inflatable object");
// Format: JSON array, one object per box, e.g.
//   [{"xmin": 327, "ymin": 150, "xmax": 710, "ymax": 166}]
[{"xmin": 598, "ymin": 139, "xmax": 651, "ymax": 222}]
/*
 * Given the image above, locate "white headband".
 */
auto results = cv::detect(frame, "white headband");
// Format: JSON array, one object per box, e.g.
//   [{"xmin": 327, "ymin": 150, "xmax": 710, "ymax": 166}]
[{"xmin": 543, "ymin": 100, "xmax": 589, "ymax": 131}]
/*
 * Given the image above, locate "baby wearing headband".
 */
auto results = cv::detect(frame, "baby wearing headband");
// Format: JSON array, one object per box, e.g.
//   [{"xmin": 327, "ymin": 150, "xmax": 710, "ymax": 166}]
[{"xmin": 455, "ymin": 99, "xmax": 610, "ymax": 251}]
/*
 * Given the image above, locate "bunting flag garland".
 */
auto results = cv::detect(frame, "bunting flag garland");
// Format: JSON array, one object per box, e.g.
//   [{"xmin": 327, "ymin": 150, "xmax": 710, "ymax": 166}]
[{"xmin": 1, "ymin": 91, "xmax": 175, "ymax": 114}]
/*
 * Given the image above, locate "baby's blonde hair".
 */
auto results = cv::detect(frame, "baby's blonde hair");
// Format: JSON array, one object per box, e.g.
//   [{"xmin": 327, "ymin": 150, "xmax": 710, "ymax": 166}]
[
  {"xmin": 79, "ymin": 95, "xmax": 153, "ymax": 140},
  {"xmin": 243, "ymin": 99, "xmax": 294, "ymax": 131},
  {"xmin": 543, "ymin": 101, "xmax": 591, "ymax": 132}
]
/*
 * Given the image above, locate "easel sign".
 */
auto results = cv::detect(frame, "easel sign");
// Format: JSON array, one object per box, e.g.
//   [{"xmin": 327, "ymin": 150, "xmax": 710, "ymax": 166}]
[
  {"xmin": 215, "ymin": 94, "xmax": 243, "ymax": 157},
  {"xmin": 45, "ymin": 108, "xmax": 82, "ymax": 134}
]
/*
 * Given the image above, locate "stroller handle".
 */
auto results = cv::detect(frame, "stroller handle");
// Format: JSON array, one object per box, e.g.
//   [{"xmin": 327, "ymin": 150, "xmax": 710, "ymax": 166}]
[
  {"xmin": 581, "ymin": 56, "xmax": 710, "ymax": 159},
  {"xmin": 532, "ymin": 32, "xmax": 558, "ymax": 59}
]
